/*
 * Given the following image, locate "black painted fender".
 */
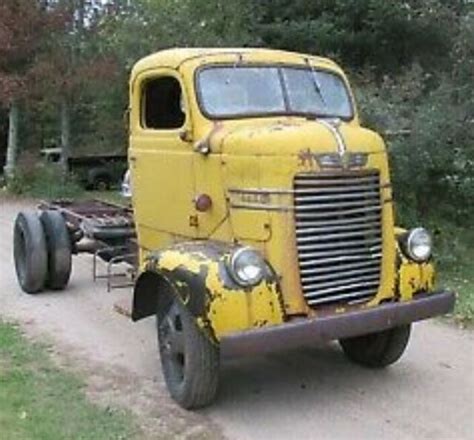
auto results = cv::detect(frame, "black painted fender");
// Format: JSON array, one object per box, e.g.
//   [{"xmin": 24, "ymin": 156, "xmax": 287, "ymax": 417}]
[{"xmin": 131, "ymin": 241, "xmax": 285, "ymax": 341}]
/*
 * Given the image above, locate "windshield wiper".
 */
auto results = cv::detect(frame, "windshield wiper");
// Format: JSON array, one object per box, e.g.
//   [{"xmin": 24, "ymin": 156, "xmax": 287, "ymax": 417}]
[{"xmin": 304, "ymin": 57, "xmax": 327, "ymax": 109}]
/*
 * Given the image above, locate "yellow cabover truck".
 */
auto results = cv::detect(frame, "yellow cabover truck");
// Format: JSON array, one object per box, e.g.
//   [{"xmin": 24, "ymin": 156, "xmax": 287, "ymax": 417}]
[
  {"xmin": 127, "ymin": 48, "xmax": 454, "ymax": 408},
  {"xmin": 13, "ymin": 47, "xmax": 455, "ymax": 410}
]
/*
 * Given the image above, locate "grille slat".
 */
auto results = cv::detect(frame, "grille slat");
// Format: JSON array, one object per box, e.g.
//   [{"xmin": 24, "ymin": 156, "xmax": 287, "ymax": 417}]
[
  {"xmin": 301, "ymin": 266, "xmax": 381, "ymax": 284},
  {"xmin": 300, "ymin": 259, "xmax": 382, "ymax": 276},
  {"xmin": 295, "ymin": 170, "xmax": 383, "ymax": 308},
  {"xmin": 302, "ymin": 273, "xmax": 380, "ymax": 291},
  {"xmin": 298, "ymin": 237, "xmax": 382, "ymax": 252},
  {"xmin": 296, "ymin": 199, "xmax": 380, "ymax": 211},
  {"xmin": 306, "ymin": 289, "xmax": 377, "ymax": 306},
  {"xmin": 295, "ymin": 190, "xmax": 379, "ymax": 202},
  {"xmin": 296, "ymin": 228, "xmax": 380, "ymax": 243},
  {"xmin": 296, "ymin": 215, "xmax": 380, "ymax": 228},
  {"xmin": 296, "ymin": 221, "xmax": 381, "ymax": 236},
  {"xmin": 295, "ymin": 176, "xmax": 379, "ymax": 186},
  {"xmin": 304, "ymin": 280, "xmax": 380, "ymax": 299},
  {"xmin": 296, "ymin": 205, "xmax": 381, "ymax": 219},
  {"xmin": 298, "ymin": 247, "xmax": 382, "ymax": 261},
  {"xmin": 295, "ymin": 184, "xmax": 380, "ymax": 194}
]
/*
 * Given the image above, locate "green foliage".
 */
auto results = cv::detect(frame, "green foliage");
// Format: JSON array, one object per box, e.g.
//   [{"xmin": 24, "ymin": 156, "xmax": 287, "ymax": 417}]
[
  {"xmin": 0, "ymin": 321, "xmax": 137, "ymax": 440},
  {"xmin": 354, "ymin": 12, "xmax": 474, "ymax": 228},
  {"xmin": 437, "ymin": 226, "xmax": 474, "ymax": 326},
  {"xmin": 7, "ymin": 161, "xmax": 83, "ymax": 199},
  {"xmin": 256, "ymin": 0, "xmax": 464, "ymax": 72}
]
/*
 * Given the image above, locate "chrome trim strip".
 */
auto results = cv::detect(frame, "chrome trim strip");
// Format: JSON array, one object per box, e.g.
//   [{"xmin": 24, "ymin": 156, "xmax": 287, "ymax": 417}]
[
  {"xmin": 229, "ymin": 202, "xmax": 292, "ymax": 212},
  {"xmin": 318, "ymin": 119, "xmax": 347, "ymax": 156},
  {"xmin": 228, "ymin": 187, "xmax": 293, "ymax": 195}
]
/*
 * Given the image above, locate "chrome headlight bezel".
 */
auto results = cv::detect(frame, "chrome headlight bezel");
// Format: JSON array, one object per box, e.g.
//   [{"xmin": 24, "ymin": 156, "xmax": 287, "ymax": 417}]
[
  {"xmin": 404, "ymin": 227, "xmax": 433, "ymax": 262},
  {"xmin": 228, "ymin": 247, "xmax": 266, "ymax": 287}
]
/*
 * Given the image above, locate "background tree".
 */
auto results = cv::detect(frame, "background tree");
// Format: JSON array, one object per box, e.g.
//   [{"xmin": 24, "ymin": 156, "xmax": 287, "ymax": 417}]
[
  {"xmin": 1, "ymin": 0, "xmax": 472, "ymax": 230},
  {"xmin": 0, "ymin": 0, "xmax": 60, "ymax": 176}
]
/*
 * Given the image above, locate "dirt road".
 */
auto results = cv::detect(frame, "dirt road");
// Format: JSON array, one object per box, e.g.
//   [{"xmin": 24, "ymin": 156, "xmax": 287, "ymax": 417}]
[{"xmin": 1, "ymin": 197, "xmax": 473, "ymax": 440}]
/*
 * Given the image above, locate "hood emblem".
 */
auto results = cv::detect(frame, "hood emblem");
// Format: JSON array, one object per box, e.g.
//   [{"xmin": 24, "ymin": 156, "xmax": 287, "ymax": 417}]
[
  {"xmin": 315, "ymin": 152, "xmax": 368, "ymax": 169},
  {"xmin": 298, "ymin": 149, "xmax": 368, "ymax": 169}
]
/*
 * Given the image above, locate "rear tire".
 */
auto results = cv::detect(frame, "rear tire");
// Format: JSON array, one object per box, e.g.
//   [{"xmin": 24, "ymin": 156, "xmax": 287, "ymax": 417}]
[
  {"xmin": 339, "ymin": 325, "xmax": 411, "ymax": 368},
  {"xmin": 157, "ymin": 297, "xmax": 219, "ymax": 409},
  {"xmin": 40, "ymin": 210, "xmax": 72, "ymax": 290},
  {"xmin": 13, "ymin": 212, "xmax": 48, "ymax": 294},
  {"xmin": 93, "ymin": 175, "xmax": 111, "ymax": 191}
]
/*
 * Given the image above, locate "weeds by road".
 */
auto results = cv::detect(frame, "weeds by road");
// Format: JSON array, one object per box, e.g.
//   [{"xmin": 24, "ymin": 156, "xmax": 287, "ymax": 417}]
[
  {"xmin": 436, "ymin": 226, "xmax": 474, "ymax": 327},
  {"xmin": 442, "ymin": 264, "xmax": 474, "ymax": 327},
  {"xmin": 0, "ymin": 321, "xmax": 138, "ymax": 440}
]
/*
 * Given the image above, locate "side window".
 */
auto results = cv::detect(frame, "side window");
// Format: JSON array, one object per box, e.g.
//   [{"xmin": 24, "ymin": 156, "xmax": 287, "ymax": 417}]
[{"xmin": 142, "ymin": 76, "xmax": 186, "ymax": 129}]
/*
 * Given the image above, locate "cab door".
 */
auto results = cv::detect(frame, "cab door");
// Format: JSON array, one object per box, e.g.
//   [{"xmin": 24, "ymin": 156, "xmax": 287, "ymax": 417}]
[{"xmin": 129, "ymin": 68, "xmax": 196, "ymax": 249}]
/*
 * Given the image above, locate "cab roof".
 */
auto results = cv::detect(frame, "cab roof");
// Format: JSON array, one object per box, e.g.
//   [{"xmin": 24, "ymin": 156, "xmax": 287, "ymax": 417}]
[{"xmin": 131, "ymin": 47, "xmax": 340, "ymax": 77}]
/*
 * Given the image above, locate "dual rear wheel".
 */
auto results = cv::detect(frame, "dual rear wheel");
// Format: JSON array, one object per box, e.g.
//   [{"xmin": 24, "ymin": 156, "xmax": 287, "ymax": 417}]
[{"xmin": 13, "ymin": 210, "xmax": 72, "ymax": 294}]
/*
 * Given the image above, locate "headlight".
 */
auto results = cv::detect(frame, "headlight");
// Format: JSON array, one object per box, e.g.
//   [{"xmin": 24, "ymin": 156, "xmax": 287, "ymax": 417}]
[
  {"xmin": 405, "ymin": 227, "xmax": 433, "ymax": 262},
  {"xmin": 228, "ymin": 247, "xmax": 265, "ymax": 286}
]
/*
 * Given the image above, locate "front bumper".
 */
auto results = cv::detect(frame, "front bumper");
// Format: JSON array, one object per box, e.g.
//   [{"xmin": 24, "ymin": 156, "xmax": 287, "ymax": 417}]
[{"xmin": 221, "ymin": 291, "xmax": 455, "ymax": 357}]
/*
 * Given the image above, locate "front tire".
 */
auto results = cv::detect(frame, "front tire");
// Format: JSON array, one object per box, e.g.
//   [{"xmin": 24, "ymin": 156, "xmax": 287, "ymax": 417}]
[
  {"xmin": 157, "ymin": 298, "xmax": 219, "ymax": 409},
  {"xmin": 339, "ymin": 325, "xmax": 411, "ymax": 368}
]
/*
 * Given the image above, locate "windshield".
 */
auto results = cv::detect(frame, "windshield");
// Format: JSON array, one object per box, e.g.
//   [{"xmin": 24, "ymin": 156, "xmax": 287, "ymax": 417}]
[{"xmin": 197, "ymin": 65, "xmax": 353, "ymax": 119}]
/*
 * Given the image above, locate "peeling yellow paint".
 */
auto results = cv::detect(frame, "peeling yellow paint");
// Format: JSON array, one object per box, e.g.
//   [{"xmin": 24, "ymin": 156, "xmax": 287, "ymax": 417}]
[
  {"xmin": 398, "ymin": 254, "xmax": 435, "ymax": 301},
  {"xmin": 146, "ymin": 246, "xmax": 284, "ymax": 340}
]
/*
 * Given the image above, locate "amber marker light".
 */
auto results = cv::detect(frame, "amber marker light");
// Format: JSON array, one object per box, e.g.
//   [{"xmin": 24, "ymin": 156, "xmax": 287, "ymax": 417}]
[{"xmin": 195, "ymin": 194, "xmax": 213, "ymax": 212}]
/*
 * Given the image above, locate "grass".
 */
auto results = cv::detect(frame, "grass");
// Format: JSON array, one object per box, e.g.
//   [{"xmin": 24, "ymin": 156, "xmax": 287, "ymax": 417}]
[
  {"xmin": 436, "ymin": 226, "xmax": 474, "ymax": 327},
  {"xmin": 0, "ymin": 321, "xmax": 138, "ymax": 440},
  {"xmin": 441, "ymin": 263, "xmax": 474, "ymax": 327}
]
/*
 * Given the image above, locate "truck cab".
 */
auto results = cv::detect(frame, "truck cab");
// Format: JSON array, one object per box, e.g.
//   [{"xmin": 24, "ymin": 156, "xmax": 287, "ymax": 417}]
[{"xmin": 128, "ymin": 48, "xmax": 454, "ymax": 409}]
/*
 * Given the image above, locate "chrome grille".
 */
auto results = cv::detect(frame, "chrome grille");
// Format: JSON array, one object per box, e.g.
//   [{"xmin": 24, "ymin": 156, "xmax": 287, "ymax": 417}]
[{"xmin": 294, "ymin": 171, "xmax": 382, "ymax": 307}]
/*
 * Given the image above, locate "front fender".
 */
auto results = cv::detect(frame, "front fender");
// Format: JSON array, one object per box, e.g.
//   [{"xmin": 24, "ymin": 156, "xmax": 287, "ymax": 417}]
[
  {"xmin": 133, "ymin": 241, "xmax": 285, "ymax": 341},
  {"xmin": 395, "ymin": 227, "xmax": 435, "ymax": 301}
]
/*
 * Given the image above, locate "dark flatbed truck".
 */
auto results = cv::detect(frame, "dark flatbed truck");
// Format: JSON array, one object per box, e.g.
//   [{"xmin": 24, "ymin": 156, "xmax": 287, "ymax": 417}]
[{"xmin": 40, "ymin": 148, "xmax": 127, "ymax": 190}]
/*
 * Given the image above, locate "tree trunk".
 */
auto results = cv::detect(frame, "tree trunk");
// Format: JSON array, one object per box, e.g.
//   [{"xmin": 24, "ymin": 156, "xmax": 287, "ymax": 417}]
[
  {"xmin": 4, "ymin": 100, "xmax": 20, "ymax": 178},
  {"xmin": 76, "ymin": 0, "xmax": 86, "ymax": 31},
  {"xmin": 60, "ymin": 96, "xmax": 71, "ymax": 176}
]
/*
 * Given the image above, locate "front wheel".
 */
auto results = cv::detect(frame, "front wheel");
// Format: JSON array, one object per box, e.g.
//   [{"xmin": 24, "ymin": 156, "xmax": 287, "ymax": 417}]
[
  {"xmin": 339, "ymin": 325, "xmax": 411, "ymax": 368},
  {"xmin": 157, "ymin": 298, "xmax": 219, "ymax": 409}
]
